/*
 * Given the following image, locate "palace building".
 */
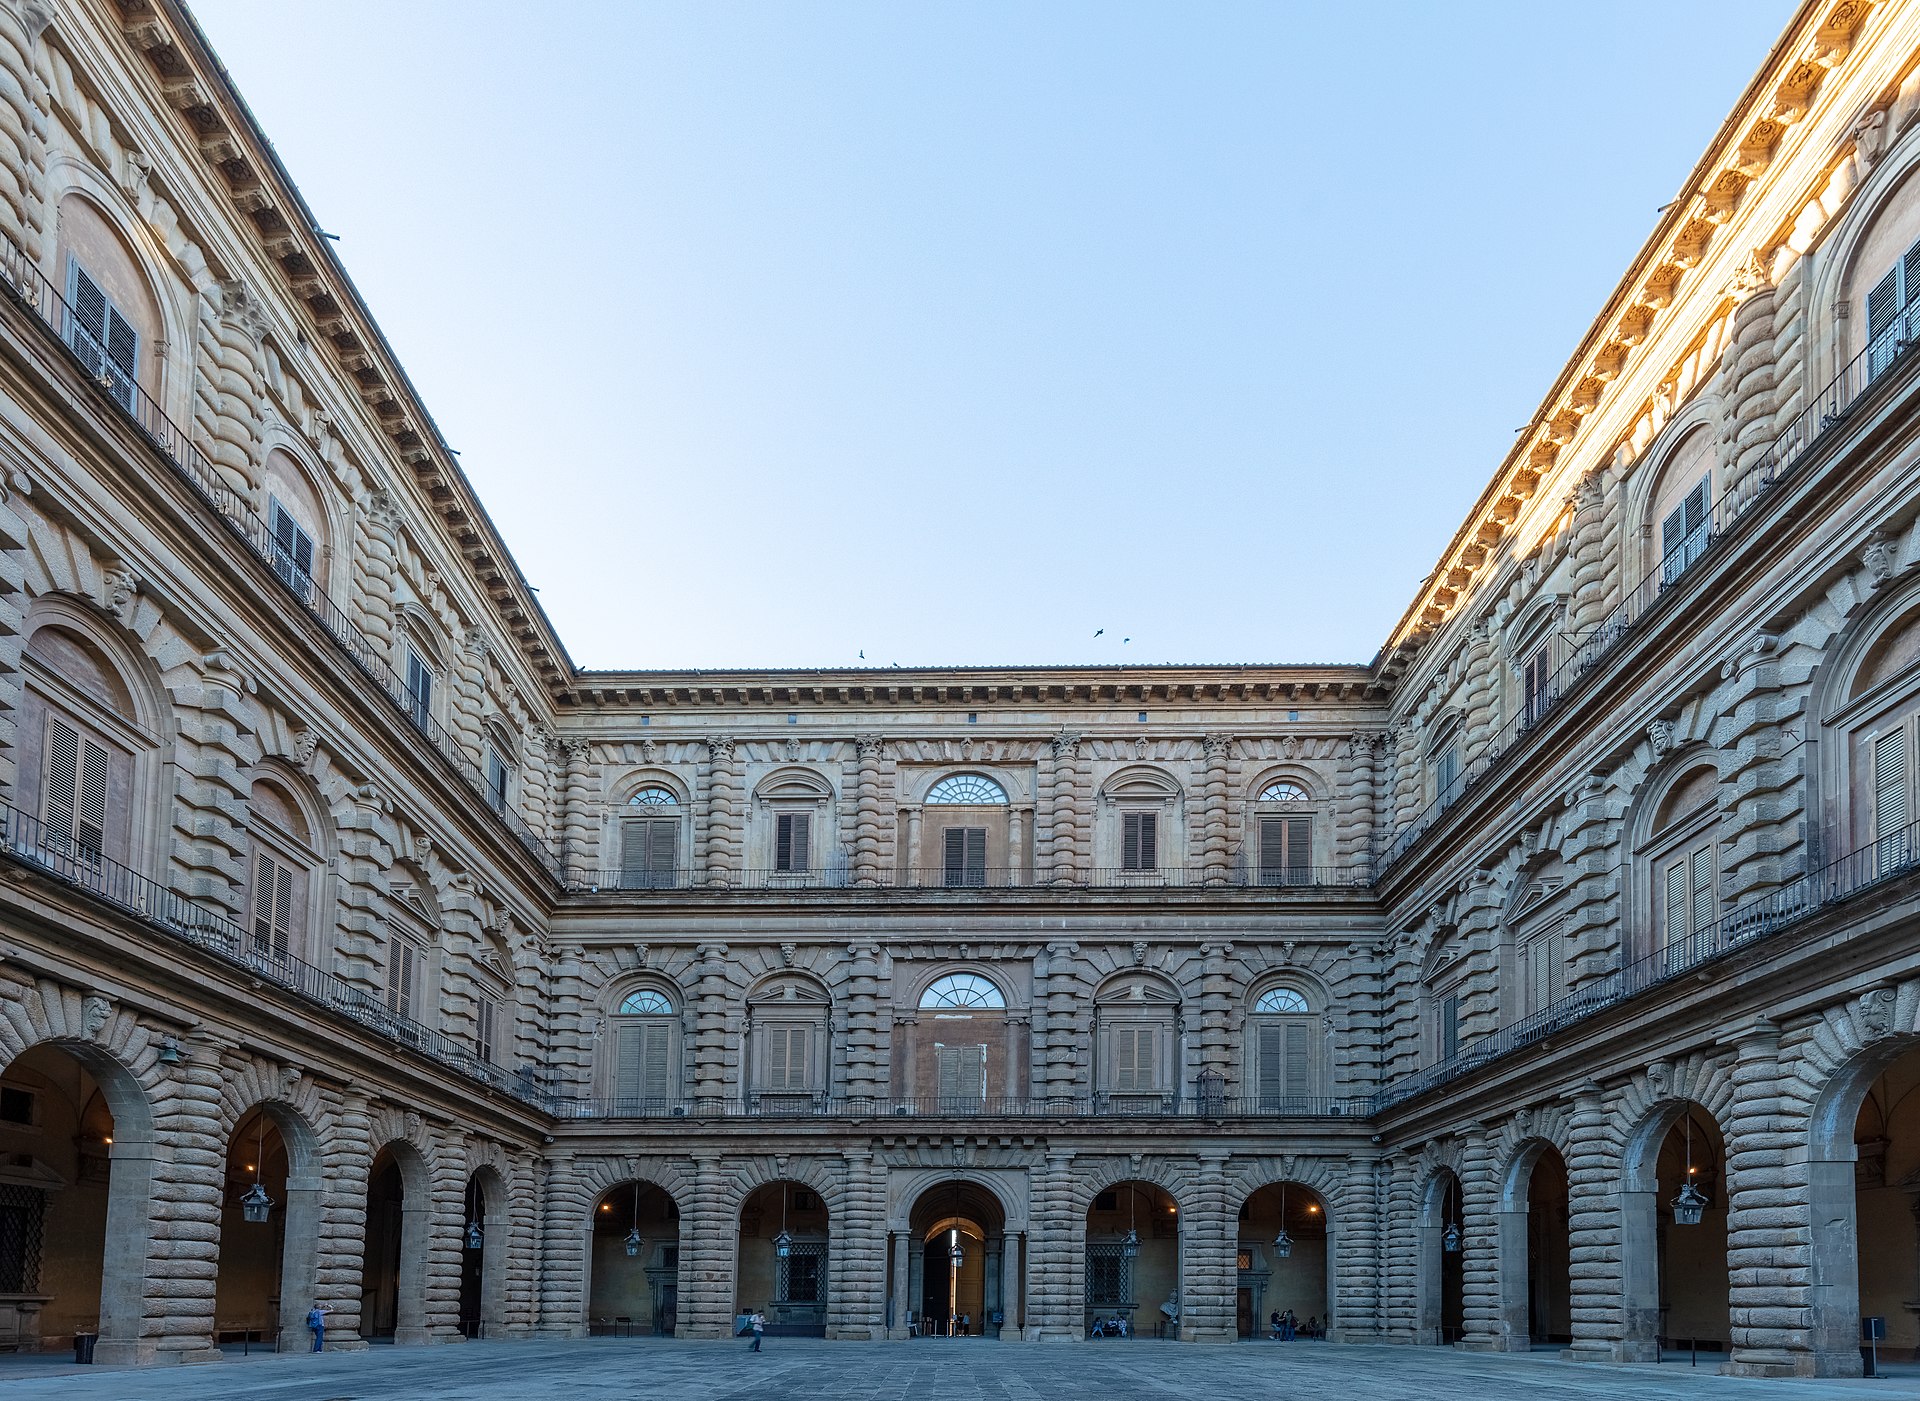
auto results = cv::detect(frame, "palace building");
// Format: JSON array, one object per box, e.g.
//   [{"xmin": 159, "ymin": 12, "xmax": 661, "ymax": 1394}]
[{"xmin": 0, "ymin": 0, "xmax": 1912, "ymax": 1379}]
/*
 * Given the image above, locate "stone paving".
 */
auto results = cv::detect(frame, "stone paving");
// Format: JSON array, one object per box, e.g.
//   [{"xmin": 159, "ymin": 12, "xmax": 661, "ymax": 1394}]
[{"xmin": 0, "ymin": 1339, "xmax": 1911, "ymax": 1401}]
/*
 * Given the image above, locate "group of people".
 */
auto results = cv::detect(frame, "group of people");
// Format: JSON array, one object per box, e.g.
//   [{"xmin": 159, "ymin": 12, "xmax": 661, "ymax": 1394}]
[
  {"xmin": 1088, "ymin": 1314, "xmax": 1132, "ymax": 1338},
  {"xmin": 1267, "ymin": 1309, "xmax": 1323, "ymax": 1341}
]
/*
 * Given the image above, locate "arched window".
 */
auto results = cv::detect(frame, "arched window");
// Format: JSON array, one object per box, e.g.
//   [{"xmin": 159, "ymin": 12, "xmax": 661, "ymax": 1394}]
[
  {"xmin": 926, "ymin": 774, "xmax": 1007, "ymax": 805},
  {"xmin": 1256, "ymin": 782, "xmax": 1308, "ymax": 804},
  {"xmin": 19, "ymin": 618, "xmax": 150, "ymax": 869},
  {"xmin": 1248, "ymin": 985, "xmax": 1319, "ymax": 1104},
  {"xmin": 919, "ymin": 973, "xmax": 1005, "ymax": 1009},
  {"xmin": 613, "ymin": 988, "xmax": 678, "ymax": 1105},
  {"xmin": 1825, "ymin": 594, "xmax": 1920, "ymax": 873},
  {"xmin": 246, "ymin": 776, "xmax": 320, "ymax": 964},
  {"xmin": 1638, "ymin": 763, "xmax": 1721, "ymax": 965},
  {"xmin": 1252, "ymin": 779, "xmax": 1315, "ymax": 884},
  {"xmin": 621, "ymin": 787, "xmax": 682, "ymax": 887}
]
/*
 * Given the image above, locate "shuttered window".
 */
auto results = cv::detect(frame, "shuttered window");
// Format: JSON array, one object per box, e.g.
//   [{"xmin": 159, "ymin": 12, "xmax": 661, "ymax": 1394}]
[
  {"xmin": 1120, "ymin": 811, "xmax": 1157, "ymax": 871},
  {"xmin": 404, "ymin": 650, "xmax": 434, "ymax": 730},
  {"xmin": 1110, "ymin": 1024, "xmax": 1157, "ymax": 1092},
  {"xmin": 1257, "ymin": 816, "xmax": 1312, "ymax": 885},
  {"xmin": 64, "ymin": 260, "xmax": 138, "ymax": 411},
  {"xmin": 1518, "ymin": 920, "xmax": 1563, "ymax": 1017},
  {"xmin": 1255, "ymin": 1018, "xmax": 1315, "ymax": 1101},
  {"xmin": 942, "ymin": 826, "xmax": 987, "ymax": 887},
  {"xmin": 267, "ymin": 497, "xmax": 316, "ymax": 600},
  {"xmin": 477, "ymin": 996, "xmax": 499, "ymax": 1064},
  {"xmin": 250, "ymin": 849, "xmax": 297, "ymax": 958},
  {"xmin": 934, "ymin": 1042, "xmax": 985, "ymax": 1104},
  {"xmin": 775, "ymin": 812, "xmax": 811, "ymax": 872},
  {"xmin": 484, "ymin": 749, "xmax": 509, "ymax": 811},
  {"xmin": 621, "ymin": 817, "xmax": 678, "ymax": 887},
  {"xmin": 615, "ymin": 1018, "xmax": 674, "ymax": 1103},
  {"xmin": 1661, "ymin": 842, "xmax": 1717, "ymax": 947},
  {"xmin": 1432, "ymin": 993, "xmax": 1459, "ymax": 1064},
  {"xmin": 1522, "ymin": 646, "xmax": 1551, "ymax": 727},
  {"xmin": 1660, "ymin": 476, "xmax": 1712, "ymax": 585},
  {"xmin": 1866, "ymin": 236, "xmax": 1920, "ymax": 379},
  {"xmin": 43, "ymin": 716, "xmax": 109, "ymax": 863},
  {"xmin": 1874, "ymin": 727, "xmax": 1910, "ymax": 845},
  {"xmin": 1434, "ymin": 744, "xmax": 1460, "ymax": 798},
  {"xmin": 762, "ymin": 1023, "xmax": 810, "ymax": 1091},
  {"xmin": 384, "ymin": 939, "xmax": 419, "ymax": 1019}
]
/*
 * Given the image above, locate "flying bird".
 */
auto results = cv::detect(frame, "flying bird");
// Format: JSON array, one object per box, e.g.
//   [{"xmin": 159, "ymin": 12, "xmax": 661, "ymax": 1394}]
[
  {"xmin": 858, "ymin": 650, "xmax": 864, "ymax": 659},
  {"xmin": 1123, "ymin": 637, "xmax": 1131, "ymax": 644},
  {"xmin": 1093, "ymin": 629, "xmax": 1104, "ymax": 637}
]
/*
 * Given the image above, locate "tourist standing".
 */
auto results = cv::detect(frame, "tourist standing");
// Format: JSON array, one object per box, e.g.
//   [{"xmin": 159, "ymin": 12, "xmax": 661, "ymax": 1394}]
[
  {"xmin": 748, "ymin": 1311, "xmax": 766, "ymax": 1352},
  {"xmin": 306, "ymin": 1301, "xmax": 331, "ymax": 1352}
]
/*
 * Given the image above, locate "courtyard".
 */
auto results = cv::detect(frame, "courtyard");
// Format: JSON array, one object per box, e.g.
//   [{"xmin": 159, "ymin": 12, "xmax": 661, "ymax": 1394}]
[{"xmin": 0, "ymin": 1339, "xmax": 1908, "ymax": 1401}]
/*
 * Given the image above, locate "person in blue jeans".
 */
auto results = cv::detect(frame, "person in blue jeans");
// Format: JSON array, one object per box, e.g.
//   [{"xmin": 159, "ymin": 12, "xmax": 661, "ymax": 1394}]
[
  {"xmin": 306, "ymin": 1301, "xmax": 331, "ymax": 1352},
  {"xmin": 748, "ymin": 1311, "xmax": 765, "ymax": 1352}
]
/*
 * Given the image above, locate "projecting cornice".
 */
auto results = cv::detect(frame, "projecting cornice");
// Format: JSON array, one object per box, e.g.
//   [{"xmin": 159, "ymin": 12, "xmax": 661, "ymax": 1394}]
[
  {"xmin": 1379, "ymin": 0, "xmax": 1879, "ymax": 676},
  {"xmin": 110, "ymin": 0, "xmax": 577, "ymax": 699}
]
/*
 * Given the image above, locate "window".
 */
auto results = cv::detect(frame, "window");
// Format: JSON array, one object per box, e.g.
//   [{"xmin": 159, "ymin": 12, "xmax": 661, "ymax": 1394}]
[
  {"xmin": 1521, "ymin": 645, "xmax": 1551, "ymax": 728},
  {"xmin": 919, "ymin": 973, "xmax": 1005, "ymax": 1009},
  {"xmin": 1120, "ymin": 811, "xmax": 1157, "ymax": 871},
  {"xmin": 0, "ymin": 1184, "xmax": 43, "ymax": 1295},
  {"xmin": 477, "ymin": 996, "xmax": 500, "ymax": 1064},
  {"xmin": 250, "ymin": 849, "xmax": 297, "ymax": 959},
  {"xmin": 780, "ymin": 1249, "xmax": 822, "ymax": 1303},
  {"xmin": 1660, "ymin": 475, "xmax": 1712, "ymax": 586},
  {"xmin": 614, "ymin": 990, "xmax": 676, "ymax": 1104},
  {"xmin": 1866, "ymin": 235, "xmax": 1920, "ymax": 379},
  {"xmin": 64, "ymin": 259, "xmax": 138, "ymax": 411},
  {"xmin": 1256, "ymin": 781, "xmax": 1309, "ymax": 803},
  {"xmin": 792, "ymin": 1190, "xmax": 818, "ymax": 1212},
  {"xmin": 42, "ymin": 716, "xmax": 108, "ymax": 864},
  {"xmin": 1253, "ymin": 1016, "xmax": 1314, "ymax": 1104},
  {"xmin": 1085, "ymin": 1245, "xmax": 1130, "ymax": 1305},
  {"xmin": 775, "ymin": 812, "xmax": 811, "ymax": 873},
  {"xmin": 1253, "ymin": 987, "xmax": 1308, "ymax": 1014},
  {"xmin": 621, "ymin": 816, "xmax": 679, "ymax": 888},
  {"xmin": 385, "ymin": 939, "xmax": 420, "ymax": 1020},
  {"xmin": 1257, "ymin": 815, "xmax": 1311, "ymax": 885},
  {"xmin": 934, "ymin": 1042, "xmax": 986, "ymax": 1104},
  {"xmin": 926, "ymin": 774, "xmax": 1007, "ymax": 804},
  {"xmin": 485, "ymin": 748, "xmax": 510, "ymax": 811},
  {"xmin": 268, "ymin": 497, "xmax": 316, "ymax": 601},
  {"xmin": 1431, "ymin": 991, "xmax": 1460, "ymax": 1064},
  {"xmin": 762, "ymin": 1023, "xmax": 810, "ymax": 1091},
  {"xmin": 1517, "ymin": 920, "xmax": 1564, "ymax": 1018},
  {"xmin": 404, "ymin": 650, "xmax": 435, "ymax": 731},
  {"xmin": 942, "ymin": 826, "xmax": 987, "ymax": 887},
  {"xmin": 1110, "ymin": 1024, "xmax": 1157, "ymax": 1092},
  {"xmin": 1433, "ymin": 743, "xmax": 1460, "ymax": 800},
  {"xmin": 1661, "ymin": 842, "xmax": 1717, "ymax": 950},
  {"xmin": 0, "ymin": 1086, "xmax": 34, "ymax": 1126}
]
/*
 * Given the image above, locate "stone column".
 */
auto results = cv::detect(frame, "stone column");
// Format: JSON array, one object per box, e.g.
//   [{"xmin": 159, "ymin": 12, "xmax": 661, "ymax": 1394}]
[
  {"xmin": 169, "ymin": 651, "xmax": 257, "ymax": 920},
  {"xmin": 1335, "ymin": 733, "xmax": 1378, "ymax": 873},
  {"xmin": 1716, "ymin": 259, "xmax": 1780, "ymax": 507},
  {"xmin": 1046, "ymin": 733, "xmax": 1084, "ymax": 883},
  {"xmin": 1562, "ymin": 1081, "xmax": 1623, "ymax": 1361},
  {"xmin": 1007, "ymin": 806, "xmax": 1025, "ymax": 883},
  {"xmin": 852, "ymin": 734, "xmax": 885, "ymax": 884},
  {"xmin": 889, "ymin": 1230, "xmax": 910, "ymax": 1338},
  {"xmin": 533, "ymin": 1152, "xmax": 582, "ymax": 1338},
  {"xmin": 1026, "ymin": 1152, "xmax": 1077, "ymax": 1339},
  {"xmin": 844, "ymin": 941, "xmax": 884, "ymax": 1101},
  {"xmin": 702, "ymin": 736, "xmax": 741, "ymax": 886},
  {"xmin": 828, "ymin": 1151, "xmax": 885, "ymax": 1340},
  {"xmin": 561, "ymin": 738, "xmax": 593, "ymax": 873},
  {"xmin": 0, "ymin": 477, "xmax": 28, "ymax": 801},
  {"xmin": 691, "ymin": 944, "xmax": 733, "ymax": 1103},
  {"xmin": 1181, "ymin": 1153, "xmax": 1236, "ymax": 1343},
  {"xmin": 1200, "ymin": 733, "xmax": 1232, "ymax": 880},
  {"xmin": 1723, "ymin": 1018, "xmax": 1809, "ymax": 1377},
  {"xmin": 451, "ymin": 625, "xmax": 488, "ymax": 764},
  {"xmin": 1000, "ymin": 1231, "xmax": 1023, "ymax": 1339},
  {"xmin": 903, "ymin": 806, "xmax": 921, "ymax": 882},
  {"xmin": 357, "ymin": 488, "xmax": 401, "ymax": 655},
  {"xmin": 678, "ymin": 1154, "xmax": 735, "ymax": 1340},
  {"xmin": 1457, "ymin": 1131, "xmax": 1501, "ymax": 1350}
]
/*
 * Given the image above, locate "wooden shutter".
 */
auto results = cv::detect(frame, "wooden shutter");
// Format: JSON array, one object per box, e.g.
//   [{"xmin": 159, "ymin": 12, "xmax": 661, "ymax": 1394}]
[
  {"xmin": 1283, "ymin": 1021, "xmax": 1312, "ymax": 1097},
  {"xmin": 776, "ymin": 812, "xmax": 811, "ymax": 872},
  {"xmin": 385, "ymin": 941, "xmax": 416, "ymax": 1018},
  {"xmin": 1439, "ymin": 994, "xmax": 1459, "ymax": 1061},
  {"xmin": 1522, "ymin": 921, "xmax": 1562, "ymax": 1014},
  {"xmin": 1283, "ymin": 816, "xmax": 1310, "ymax": 879},
  {"xmin": 66, "ymin": 263, "xmax": 109, "ymax": 379},
  {"xmin": 1112, "ymin": 1024, "xmax": 1154, "ymax": 1092},
  {"xmin": 477, "ymin": 997, "xmax": 498, "ymax": 1064},
  {"xmin": 77, "ymin": 738, "xmax": 106, "ymax": 858},
  {"xmin": 621, "ymin": 818, "xmax": 678, "ymax": 884},
  {"xmin": 935, "ymin": 1043, "xmax": 964, "ymax": 1101},
  {"xmin": 765, "ymin": 1024, "xmax": 807, "ymax": 1090},
  {"xmin": 620, "ymin": 818, "xmax": 648, "ymax": 881},
  {"xmin": 43, "ymin": 716, "xmax": 77, "ymax": 847},
  {"xmin": 649, "ymin": 819, "xmax": 677, "ymax": 876},
  {"xmin": 640, "ymin": 1020, "xmax": 672, "ymax": 1099},
  {"xmin": 1121, "ymin": 812, "xmax": 1156, "ymax": 870},
  {"xmin": 1256, "ymin": 1021, "xmax": 1283, "ymax": 1098},
  {"xmin": 405, "ymin": 652, "xmax": 433, "ymax": 722},
  {"xmin": 615, "ymin": 1021, "xmax": 646, "ymax": 1101},
  {"xmin": 252, "ymin": 850, "xmax": 296, "ymax": 957},
  {"xmin": 943, "ymin": 826, "xmax": 985, "ymax": 885},
  {"xmin": 1258, "ymin": 817, "xmax": 1283, "ymax": 883},
  {"xmin": 1664, "ymin": 858, "xmax": 1689, "ymax": 941},
  {"xmin": 1524, "ymin": 647, "xmax": 1550, "ymax": 722},
  {"xmin": 1690, "ymin": 845, "xmax": 1715, "ymax": 936},
  {"xmin": 1875, "ymin": 729, "xmax": 1909, "ymax": 840}
]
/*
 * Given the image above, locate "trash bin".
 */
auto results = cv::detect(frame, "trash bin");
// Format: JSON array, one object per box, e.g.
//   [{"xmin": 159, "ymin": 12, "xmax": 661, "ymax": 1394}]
[{"xmin": 73, "ymin": 1332, "xmax": 97, "ymax": 1364}]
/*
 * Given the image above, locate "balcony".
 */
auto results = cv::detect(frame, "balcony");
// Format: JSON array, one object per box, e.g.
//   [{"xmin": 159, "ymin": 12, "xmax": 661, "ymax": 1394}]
[
  {"xmin": 563, "ymin": 864, "xmax": 1375, "ymax": 895},
  {"xmin": 546, "ymin": 1092, "xmax": 1374, "ymax": 1122}
]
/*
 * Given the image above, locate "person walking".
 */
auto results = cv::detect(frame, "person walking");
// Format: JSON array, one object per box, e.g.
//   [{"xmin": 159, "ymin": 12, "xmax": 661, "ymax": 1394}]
[
  {"xmin": 748, "ymin": 1311, "xmax": 765, "ymax": 1352},
  {"xmin": 306, "ymin": 1301, "xmax": 331, "ymax": 1352}
]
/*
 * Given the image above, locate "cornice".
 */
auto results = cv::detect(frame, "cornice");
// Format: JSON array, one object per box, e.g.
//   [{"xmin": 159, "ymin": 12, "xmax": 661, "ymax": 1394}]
[
  {"xmin": 1380, "ymin": 0, "xmax": 1876, "ymax": 675},
  {"xmin": 109, "ymin": 0, "xmax": 577, "ymax": 700}
]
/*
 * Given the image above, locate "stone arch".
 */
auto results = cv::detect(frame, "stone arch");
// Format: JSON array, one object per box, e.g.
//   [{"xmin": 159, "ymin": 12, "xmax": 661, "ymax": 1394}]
[
  {"xmin": 560, "ymin": 1156, "xmax": 696, "ymax": 1338},
  {"xmin": 1494, "ymin": 1132, "xmax": 1573, "ymax": 1352},
  {"xmin": 1416, "ymin": 1159, "xmax": 1466, "ymax": 1346},
  {"xmin": 1809, "ymin": 570, "xmax": 1920, "ymax": 863},
  {"xmin": 1808, "ymin": 115, "xmax": 1920, "ymax": 382},
  {"xmin": 360, "ymin": 1129, "xmax": 434, "ymax": 1345},
  {"xmin": 1618, "ymin": 745, "xmax": 1727, "ymax": 967},
  {"xmin": 732, "ymin": 1163, "xmax": 837, "ymax": 1337},
  {"xmin": 214, "ymin": 1082, "xmax": 325, "ymax": 1352},
  {"xmin": 459, "ymin": 1162, "xmax": 509, "ymax": 1339},
  {"xmin": 1626, "ymin": 417, "xmax": 1718, "ymax": 580},
  {"xmin": 258, "ymin": 439, "xmax": 340, "ymax": 595},
  {"xmin": 901, "ymin": 1172, "xmax": 1018, "ymax": 1338},
  {"xmin": 1232, "ymin": 1165, "xmax": 1336, "ymax": 1341},
  {"xmin": 1614, "ymin": 1080, "xmax": 1734, "ymax": 1363},
  {"xmin": 1075, "ymin": 1167, "xmax": 1186, "ymax": 1341},
  {"xmin": 48, "ymin": 178, "xmax": 177, "ymax": 405}
]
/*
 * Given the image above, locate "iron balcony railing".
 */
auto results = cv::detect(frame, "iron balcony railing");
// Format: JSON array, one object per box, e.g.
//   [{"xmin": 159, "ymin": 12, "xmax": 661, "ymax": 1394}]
[
  {"xmin": 1376, "ymin": 815, "xmax": 1920, "ymax": 1111},
  {"xmin": 546, "ymin": 1092, "xmax": 1373, "ymax": 1121},
  {"xmin": 0, "ymin": 236, "xmax": 563, "ymax": 882},
  {"xmin": 1379, "ymin": 322, "xmax": 1913, "ymax": 874},
  {"xmin": 0, "ymin": 803, "xmax": 549, "ymax": 1107},
  {"xmin": 564, "ymin": 864, "xmax": 1374, "ymax": 894}
]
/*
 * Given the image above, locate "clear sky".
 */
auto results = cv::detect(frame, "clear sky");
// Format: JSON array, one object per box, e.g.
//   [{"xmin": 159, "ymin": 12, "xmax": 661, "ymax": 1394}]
[{"xmin": 189, "ymin": 0, "xmax": 1798, "ymax": 672}]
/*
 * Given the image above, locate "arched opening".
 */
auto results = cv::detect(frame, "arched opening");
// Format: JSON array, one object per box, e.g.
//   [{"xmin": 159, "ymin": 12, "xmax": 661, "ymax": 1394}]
[
  {"xmin": 359, "ymin": 1143, "xmax": 430, "ymax": 1345},
  {"xmin": 736, "ymin": 1181, "xmax": 828, "ymax": 1337},
  {"xmin": 1834, "ymin": 1041, "xmax": 1920, "ymax": 1375},
  {"xmin": 1418, "ymin": 1169, "xmax": 1465, "ymax": 1345},
  {"xmin": 1497, "ymin": 1143, "xmax": 1570, "ymax": 1351},
  {"xmin": 902, "ymin": 1180, "xmax": 1009, "ymax": 1338},
  {"xmin": 0, "ymin": 1041, "xmax": 155, "ymax": 1364},
  {"xmin": 1084, "ymin": 1181, "xmax": 1179, "ymax": 1340},
  {"xmin": 213, "ymin": 1104, "xmax": 319, "ymax": 1352},
  {"xmin": 1620, "ymin": 1101, "xmax": 1729, "ymax": 1361},
  {"xmin": 1236, "ymin": 1182, "xmax": 1328, "ymax": 1340},
  {"xmin": 455, "ymin": 1168, "xmax": 506, "ymax": 1340},
  {"xmin": 588, "ymin": 1181, "xmax": 681, "ymax": 1337}
]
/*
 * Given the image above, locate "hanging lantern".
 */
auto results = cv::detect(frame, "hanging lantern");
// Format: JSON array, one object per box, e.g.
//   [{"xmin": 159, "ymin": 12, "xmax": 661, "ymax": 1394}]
[
  {"xmin": 773, "ymin": 1229, "xmax": 793, "ymax": 1259},
  {"xmin": 240, "ymin": 1181, "xmax": 274, "ymax": 1224},
  {"xmin": 463, "ymin": 1179, "xmax": 483, "ymax": 1250},
  {"xmin": 624, "ymin": 1226, "xmax": 645, "ymax": 1258},
  {"xmin": 466, "ymin": 1218, "xmax": 484, "ymax": 1251},
  {"xmin": 1273, "ymin": 1183, "xmax": 1293, "ymax": 1257},
  {"xmin": 950, "ymin": 1234, "xmax": 965, "ymax": 1269},
  {"xmin": 1121, "ymin": 1226, "xmax": 1141, "ymax": 1260},
  {"xmin": 1671, "ymin": 1180, "xmax": 1708, "ymax": 1227},
  {"xmin": 1442, "ymin": 1220, "xmax": 1462, "ymax": 1253}
]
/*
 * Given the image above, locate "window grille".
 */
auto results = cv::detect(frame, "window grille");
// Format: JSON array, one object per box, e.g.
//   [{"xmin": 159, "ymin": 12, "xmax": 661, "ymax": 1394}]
[
  {"xmin": 1085, "ymin": 1244, "xmax": 1130, "ymax": 1305},
  {"xmin": 777, "ymin": 1242, "xmax": 826, "ymax": 1303},
  {"xmin": 926, "ymin": 774, "xmax": 1007, "ymax": 804},
  {"xmin": 0, "ymin": 1185, "xmax": 44, "ymax": 1294}
]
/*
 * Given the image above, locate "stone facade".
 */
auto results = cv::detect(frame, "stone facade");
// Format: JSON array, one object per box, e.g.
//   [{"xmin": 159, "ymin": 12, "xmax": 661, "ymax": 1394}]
[{"xmin": 0, "ymin": 0, "xmax": 1911, "ymax": 1381}]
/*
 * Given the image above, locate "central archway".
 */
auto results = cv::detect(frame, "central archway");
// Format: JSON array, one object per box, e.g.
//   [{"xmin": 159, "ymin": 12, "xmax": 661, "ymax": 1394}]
[
  {"xmin": 1237, "ymin": 1182, "xmax": 1329, "ymax": 1339},
  {"xmin": 1084, "ymin": 1180, "xmax": 1179, "ymax": 1340},
  {"xmin": 905, "ymin": 1180, "xmax": 1008, "ymax": 1337},
  {"xmin": 213, "ymin": 1103, "xmax": 319, "ymax": 1352},
  {"xmin": 736, "ymin": 1180, "xmax": 829, "ymax": 1336},
  {"xmin": 588, "ymin": 1181, "xmax": 681, "ymax": 1337}
]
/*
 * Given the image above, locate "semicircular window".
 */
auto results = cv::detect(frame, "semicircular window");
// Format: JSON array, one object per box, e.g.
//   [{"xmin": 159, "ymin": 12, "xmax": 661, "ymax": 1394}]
[
  {"xmin": 919, "ymin": 973, "xmax": 1007, "ymax": 1009},
  {"xmin": 1253, "ymin": 987, "xmax": 1309, "ymax": 1014},
  {"xmin": 926, "ymin": 774, "xmax": 1007, "ymax": 805},
  {"xmin": 628, "ymin": 786, "xmax": 679, "ymax": 807},
  {"xmin": 619, "ymin": 988, "xmax": 674, "ymax": 1015},
  {"xmin": 1257, "ymin": 781, "xmax": 1310, "ymax": 803}
]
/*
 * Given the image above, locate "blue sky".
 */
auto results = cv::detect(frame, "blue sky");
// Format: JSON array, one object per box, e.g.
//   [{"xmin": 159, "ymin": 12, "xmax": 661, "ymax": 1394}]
[{"xmin": 190, "ymin": 0, "xmax": 1797, "ymax": 671}]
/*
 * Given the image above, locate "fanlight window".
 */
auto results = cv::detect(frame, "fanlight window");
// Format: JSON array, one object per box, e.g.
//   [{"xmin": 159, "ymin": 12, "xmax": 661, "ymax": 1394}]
[
  {"xmin": 619, "ymin": 989, "xmax": 674, "ymax": 1015},
  {"xmin": 629, "ymin": 787, "xmax": 679, "ymax": 808},
  {"xmin": 1254, "ymin": 987, "xmax": 1310, "ymax": 1013},
  {"xmin": 919, "ymin": 973, "xmax": 1006, "ymax": 1009},
  {"xmin": 926, "ymin": 774, "xmax": 1007, "ymax": 805},
  {"xmin": 1257, "ymin": 782, "xmax": 1310, "ymax": 803}
]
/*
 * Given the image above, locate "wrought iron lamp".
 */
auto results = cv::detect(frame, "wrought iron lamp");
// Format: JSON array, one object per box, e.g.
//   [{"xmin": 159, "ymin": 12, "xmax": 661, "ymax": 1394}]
[
  {"xmin": 624, "ymin": 1184, "xmax": 645, "ymax": 1257},
  {"xmin": 1273, "ymin": 1182, "xmax": 1293, "ymax": 1258},
  {"xmin": 1672, "ymin": 1111, "xmax": 1708, "ymax": 1227},
  {"xmin": 464, "ymin": 1177, "xmax": 483, "ymax": 1250},
  {"xmin": 239, "ymin": 1112, "xmax": 274, "ymax": 1224},
  {"xmin": 772, "ymin": 1182, "xmax": 793, "ymax": 1259}
]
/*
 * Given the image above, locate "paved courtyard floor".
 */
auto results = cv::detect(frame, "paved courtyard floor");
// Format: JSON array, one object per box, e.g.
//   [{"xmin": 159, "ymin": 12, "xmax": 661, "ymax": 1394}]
[{"xmin": 0, "ymin": 1338, "xmax": 1911, "ymax": 1401}]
